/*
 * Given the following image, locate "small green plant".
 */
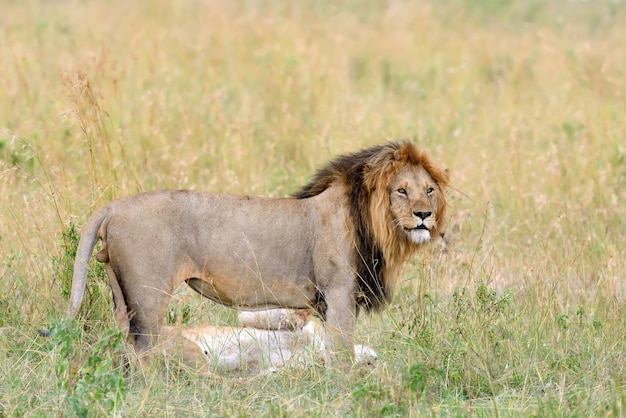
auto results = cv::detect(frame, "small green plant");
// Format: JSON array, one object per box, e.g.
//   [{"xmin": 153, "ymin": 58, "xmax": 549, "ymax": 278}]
[
  {"xmin": 0, "ymin": 133, "xmax": 36, "ymax": 173},
  {"xmin": 352, "ymin": 379, "xmax": 406, "ymax": 417},
  {"xmin": 404, "ymin": 363, "xmax": 434, "ymax": 397},
  {"xmin": 398, "ymin": 293, "xmax": 436, "ymax": 350},
  {"xmin": 48, "ymin": 319, "xmax": 126, "ymax": 417},
  {"xmin": 166, "ymin": 302, "xmax": 193, "ymax": 325},
  {"xmin": 53, "ymin": 224, "xmax": 80, "ymax": 300}
]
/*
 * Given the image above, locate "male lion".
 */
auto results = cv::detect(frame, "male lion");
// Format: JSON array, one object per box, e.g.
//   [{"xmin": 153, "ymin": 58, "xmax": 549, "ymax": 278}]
[{"xmin": 67, "ymin": 141, "xmax": 448, "ymax": 365}]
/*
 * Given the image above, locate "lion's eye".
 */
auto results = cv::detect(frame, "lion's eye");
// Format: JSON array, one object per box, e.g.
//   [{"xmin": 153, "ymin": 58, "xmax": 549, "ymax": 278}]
[
  {"xmin": 426, "ymin": 187, "xmax": 434, "ymax": 195},
  {"xmin": 397, "ymin": 188, "xmax": 407, "ymax": 195}
]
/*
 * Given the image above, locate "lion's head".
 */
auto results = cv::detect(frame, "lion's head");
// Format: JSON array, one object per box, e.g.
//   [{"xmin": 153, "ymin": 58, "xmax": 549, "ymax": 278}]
[{"xmin": 294, "ymin": 141, "xmax": 449, "ymax": 311}]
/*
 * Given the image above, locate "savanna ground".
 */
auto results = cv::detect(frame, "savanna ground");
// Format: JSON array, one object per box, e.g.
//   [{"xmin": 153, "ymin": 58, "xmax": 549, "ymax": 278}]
[{"xmin": 1, "ymin": 0, "xmax": 625, "ymax": 416}]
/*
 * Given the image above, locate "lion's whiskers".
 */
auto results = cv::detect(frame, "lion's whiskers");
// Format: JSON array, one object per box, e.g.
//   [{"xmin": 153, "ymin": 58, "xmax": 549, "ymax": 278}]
[{"xmin": 390, "ymin": 218, "xmax": 403, "ymax": 230}]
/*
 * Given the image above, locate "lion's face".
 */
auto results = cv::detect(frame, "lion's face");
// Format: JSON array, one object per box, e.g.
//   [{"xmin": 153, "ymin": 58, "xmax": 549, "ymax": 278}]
[{"xmin": 388, "ymin": 164, "xmax": 444, "ymax": 245}]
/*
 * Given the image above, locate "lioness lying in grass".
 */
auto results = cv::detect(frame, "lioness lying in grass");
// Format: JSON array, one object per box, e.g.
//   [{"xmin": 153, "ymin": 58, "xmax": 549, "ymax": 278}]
[{"xmin": 159, "ymin": 309, "xmax": 377, "ymax": 374}]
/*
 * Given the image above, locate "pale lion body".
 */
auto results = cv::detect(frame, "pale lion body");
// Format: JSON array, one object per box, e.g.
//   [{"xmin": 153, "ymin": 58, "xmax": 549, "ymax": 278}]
[
  {"xmin": 159, "ymin": 310, "xmax": 377, "ymax": 374},
  {"xmin": 67, "ymin": 141, "xmax": 448, "ymax": 365}
]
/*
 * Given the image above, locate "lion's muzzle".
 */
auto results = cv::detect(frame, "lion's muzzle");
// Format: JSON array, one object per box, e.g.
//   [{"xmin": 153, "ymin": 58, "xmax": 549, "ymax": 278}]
[{"xmin": 406, "ymin": 211, "xmax": 434, "ymax": 244}]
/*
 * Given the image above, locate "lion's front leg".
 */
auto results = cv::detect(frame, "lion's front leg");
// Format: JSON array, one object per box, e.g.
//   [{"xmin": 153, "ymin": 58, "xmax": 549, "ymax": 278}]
[{"xmin": 321, "ymin": 286, "xmax": 357, "ymax": 367}]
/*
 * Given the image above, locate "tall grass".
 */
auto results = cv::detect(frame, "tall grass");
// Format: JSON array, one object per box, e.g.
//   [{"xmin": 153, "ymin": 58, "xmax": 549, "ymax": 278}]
[{"xmin": 1, "ymin": 0, "xmax": 625, "ymax": 415}]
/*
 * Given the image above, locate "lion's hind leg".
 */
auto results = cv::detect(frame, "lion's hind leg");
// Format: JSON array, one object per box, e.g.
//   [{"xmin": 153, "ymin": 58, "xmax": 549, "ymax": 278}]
[
  {"xmin": 108, "ymin": 261, "xmax": 175, "ymax": 356},
  {"xmin": 104, "ymin": 263, "xmax": 130, "ymax": 338}
]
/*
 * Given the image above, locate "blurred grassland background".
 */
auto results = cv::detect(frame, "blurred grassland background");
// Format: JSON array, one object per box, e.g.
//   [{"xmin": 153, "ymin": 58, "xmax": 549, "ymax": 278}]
[{"xmin": 1, "ymin": 0, "xmax": 625, "ymax": 416}]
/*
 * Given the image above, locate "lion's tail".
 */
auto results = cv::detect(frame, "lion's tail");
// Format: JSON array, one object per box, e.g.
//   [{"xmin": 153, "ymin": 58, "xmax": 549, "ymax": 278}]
[{"xmin": 66, "ymin": 207, "xmax": 109, "ymax": 319}]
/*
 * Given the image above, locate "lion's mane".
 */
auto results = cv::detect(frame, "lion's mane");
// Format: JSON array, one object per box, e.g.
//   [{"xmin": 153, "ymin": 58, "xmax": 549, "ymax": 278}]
[{"xmin": 294, "ymin": 141, "xmax": 449, "ymax": 311}]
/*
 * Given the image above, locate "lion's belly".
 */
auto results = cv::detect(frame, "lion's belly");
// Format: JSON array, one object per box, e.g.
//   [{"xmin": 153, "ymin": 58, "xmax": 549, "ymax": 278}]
[
  {"xmin": 178, "ymin": 197, "xmax": 320, "ymax": 308},
  {"xmin": 186, "ymin": 274, "xmax": 317, "ymax": 309}
]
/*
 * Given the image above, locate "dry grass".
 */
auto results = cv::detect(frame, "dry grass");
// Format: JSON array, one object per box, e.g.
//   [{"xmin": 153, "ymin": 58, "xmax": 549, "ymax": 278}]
[{"xmin": 1, "ymin": 0, "xmax": 625, "ymax": 415}]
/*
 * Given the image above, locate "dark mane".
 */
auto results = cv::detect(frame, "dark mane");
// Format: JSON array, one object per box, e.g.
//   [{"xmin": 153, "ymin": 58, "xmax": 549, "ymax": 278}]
[{"xmin": 293, "ymin": 142, "xmax": 406, "ymax": 312}]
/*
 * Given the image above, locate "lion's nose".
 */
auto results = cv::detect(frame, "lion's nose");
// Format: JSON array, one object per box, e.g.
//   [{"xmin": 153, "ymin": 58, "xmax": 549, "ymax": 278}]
[{"xmin": 414, "ymin": 211, "xmax": 431, "ymax": 220}]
